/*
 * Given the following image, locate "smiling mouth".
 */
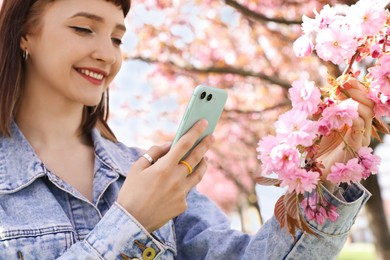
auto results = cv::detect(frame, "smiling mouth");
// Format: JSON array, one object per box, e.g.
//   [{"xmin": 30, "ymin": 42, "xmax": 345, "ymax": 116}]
[{"xmin": 77, "ymin": 68, "xmax": 105, "ymax": 80}]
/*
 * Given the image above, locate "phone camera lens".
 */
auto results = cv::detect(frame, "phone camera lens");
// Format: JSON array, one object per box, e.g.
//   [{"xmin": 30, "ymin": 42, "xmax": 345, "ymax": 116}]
[
  {"xmin": 200, "ymin": 91, "xmax": 206, "ymax": 99},
  {"xmin": 207, "ymin": 94, "xmax": 213, "ymax": 101}
]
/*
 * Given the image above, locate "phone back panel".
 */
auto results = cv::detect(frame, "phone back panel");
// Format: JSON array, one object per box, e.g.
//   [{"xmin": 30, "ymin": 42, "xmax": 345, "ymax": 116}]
[{"xmin": 172, "ymin": 85, "xmax": 228, "ymax": 148}]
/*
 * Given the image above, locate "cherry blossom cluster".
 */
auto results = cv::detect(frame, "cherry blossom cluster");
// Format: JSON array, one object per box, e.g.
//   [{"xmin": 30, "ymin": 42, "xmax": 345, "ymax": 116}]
[
  {"xmin": 257, "ymin": 0, "xmax": 386, "ymax": 226},
  {"xmin": 293, "ymin": 0, "xmax": 390, "ymax": 118},
  {"xmin": 258, "ymin": 78, "xmax": 380, "ymax": 191}
]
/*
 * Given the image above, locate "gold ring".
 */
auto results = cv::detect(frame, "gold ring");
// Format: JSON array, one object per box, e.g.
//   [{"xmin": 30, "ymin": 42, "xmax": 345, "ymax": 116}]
[
  {"xmin": 179, "ymin": 160, "xmax": 193, "ymax": 174},
  {"xmin": 142, "ymin": 153, "xmax": 155, "ymax": 164},
  {"xmin": 353, "ymin": 129, "xmax": 365, "ymax": 134}
]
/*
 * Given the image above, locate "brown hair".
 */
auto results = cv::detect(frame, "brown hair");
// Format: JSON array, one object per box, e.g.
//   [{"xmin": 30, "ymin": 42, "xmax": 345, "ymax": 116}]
[{"xmin": 0, "ymin": 0, "xmax": 131, "ymax": 140}]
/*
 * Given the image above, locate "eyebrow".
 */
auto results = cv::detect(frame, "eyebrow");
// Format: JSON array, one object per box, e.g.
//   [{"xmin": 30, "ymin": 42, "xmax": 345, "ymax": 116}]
[{"xmin": 70, "ymin": 12, "xmax": 126, "ymax": 32}]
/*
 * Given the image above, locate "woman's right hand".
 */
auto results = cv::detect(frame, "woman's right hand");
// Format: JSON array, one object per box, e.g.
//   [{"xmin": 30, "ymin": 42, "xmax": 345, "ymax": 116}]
[{"xmin": 117, "ymin": 119, "xmax": 214, "ymax": 232}]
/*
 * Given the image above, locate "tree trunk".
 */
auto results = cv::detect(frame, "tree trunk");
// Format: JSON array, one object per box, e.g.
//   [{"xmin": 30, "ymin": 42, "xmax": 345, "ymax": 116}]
[
  {"xmin": 360, "ymin": 135, "xmax": 390, "ymax": 259},
  {"xmin": 361, "ymin": 175, "xmax": 390, "ymax": 260}
]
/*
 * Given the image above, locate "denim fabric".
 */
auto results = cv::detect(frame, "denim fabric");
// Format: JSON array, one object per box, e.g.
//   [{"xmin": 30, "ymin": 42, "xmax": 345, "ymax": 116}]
[{"xmin": 0, "ymin": 122, "xmax": 370, "ymax": 259}]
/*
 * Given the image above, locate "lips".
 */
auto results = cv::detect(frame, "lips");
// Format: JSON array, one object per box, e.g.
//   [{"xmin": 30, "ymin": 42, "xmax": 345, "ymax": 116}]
[{"xmin": 75, "ymin": 67, "xmax": 108, "ymax": 85}]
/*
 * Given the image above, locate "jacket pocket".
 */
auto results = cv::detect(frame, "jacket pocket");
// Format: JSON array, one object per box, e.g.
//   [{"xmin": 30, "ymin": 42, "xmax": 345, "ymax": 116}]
[{"xmin": 0, "ymin": 225, "xmax": 75, "ymax": 260}]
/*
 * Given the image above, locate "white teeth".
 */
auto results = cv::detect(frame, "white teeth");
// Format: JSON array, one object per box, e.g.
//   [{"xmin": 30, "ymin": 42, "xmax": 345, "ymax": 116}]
[{"xmin": 79, "ymin": 69, "xmax": 104, "ymax": 80}]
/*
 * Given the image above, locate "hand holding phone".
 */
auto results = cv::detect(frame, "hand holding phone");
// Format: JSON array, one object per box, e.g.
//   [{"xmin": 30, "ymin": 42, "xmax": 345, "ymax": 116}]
[{"xmin": 171, "ymin": 85, "xmax": 228, "ymax": 158}]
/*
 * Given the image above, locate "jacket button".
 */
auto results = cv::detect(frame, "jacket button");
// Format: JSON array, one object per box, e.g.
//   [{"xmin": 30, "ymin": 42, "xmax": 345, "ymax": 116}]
[{"xmin": 142, "ymin": 247, "xmax": 156, "ymax": 260}]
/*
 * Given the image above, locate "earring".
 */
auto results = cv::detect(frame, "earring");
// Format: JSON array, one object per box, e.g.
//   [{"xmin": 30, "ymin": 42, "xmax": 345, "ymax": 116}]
[{"xmin": 22, "ymin": 48, "xmax": 29, "ymax": 61}]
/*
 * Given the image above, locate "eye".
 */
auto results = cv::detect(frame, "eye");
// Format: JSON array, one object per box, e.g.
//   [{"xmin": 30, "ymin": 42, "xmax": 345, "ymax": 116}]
[
  {"xmin": 112, "ymin": 37, "xmax": 123, "ymax": 47},
  {"xmin": 70, "ymin": 26, "xmax": 93, "ymax": 34}
]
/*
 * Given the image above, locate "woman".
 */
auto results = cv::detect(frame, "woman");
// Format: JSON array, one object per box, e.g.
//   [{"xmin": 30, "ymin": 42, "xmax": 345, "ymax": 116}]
[{"xmin": 0, "ymin": 0, "xmax": 372, "ymax": 259}]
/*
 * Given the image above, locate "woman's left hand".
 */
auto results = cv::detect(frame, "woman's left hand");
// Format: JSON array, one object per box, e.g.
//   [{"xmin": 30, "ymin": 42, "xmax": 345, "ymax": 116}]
[{"xmin": 315, "ymin": 79, "xmax": 375, "ymax": 192}]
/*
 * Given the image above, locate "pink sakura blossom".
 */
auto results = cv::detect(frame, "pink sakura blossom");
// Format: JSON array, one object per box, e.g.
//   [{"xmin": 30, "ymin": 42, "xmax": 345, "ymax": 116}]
[
  {"xmin": 367, "ymin": 55, "xmax": 390, "ymax": 116},
  {"xmin": 317, "ymin": 119, "xmax": 332, "ymax": 136},
  {"xmin": 269, "ymin": 143, "xmax": 300, "ymax": 174},
  {"xmin": 347, "ymin": 1, "xmax": 387, "ymax": 37},
  {"xmin": 257, "ymin": 135, "xmax": 280, "ymax": 174},
  {"xmin": 301, "ymin": 15, "xmax": 318, "ymax": 35},
  {"xmin": 368, "ymin": 53, "xmax": 390, "ymax": 94},
  {"xmin": 275, "ymin": 110, "xmax": 318, "ymax": 147},
  {"xmin": 368, "ymin": 91, "xmax": 390, "ymax": 117},
  {"xmin": 314, "ymin": 4, "xmax": 338, "ymax": 31},
  {"xmin": 357, "ymin": 147, "xmax": 381, "ymax": 179},
  {"xmin": 370, "ymin": 43, "xmax": 382, "ymax": 58},
  {"xmin": 315, "ymin": 22, "xmax": 358, "ymax": 65},
  {"xmin": 327, "ymin": 158, "xmax": 365, "ymax": 184},
  {"xmin": 316, "ymin": 97, "xmax": 335, "ymax": 116},
  {"xmin": 289, "ymin": 79, "xmax": 321, "ymax": 115},
  {"xmin": 301, "ymin": 195, "xmax": 339, "ymax": 225},
  {"xmin": 301, "ymin": 5, "xmax": 339, "ymax": 35},
  {"xmin": 326, "ymin": 204, "xmax": 339, "ymax": 222},
  {"xmin": 319, "ymin": 98, "xmax": 359, "ymax": 131},
  {"xmin": 280, "ymin": 168, "xmax": 319, "ymax": 194},
  {"xmin": 293, "ymin": 35, "xmax": 313, "ymax": 57},
  {"xmin": 310, "ymin": 207, "xmax": 327, "ymax": 225}
]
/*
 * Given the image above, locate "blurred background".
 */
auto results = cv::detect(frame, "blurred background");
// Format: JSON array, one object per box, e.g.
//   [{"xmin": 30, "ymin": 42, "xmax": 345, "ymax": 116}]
[{"xmin": 108, "ymin": 0, "xmax": 390, "ymax": 259}]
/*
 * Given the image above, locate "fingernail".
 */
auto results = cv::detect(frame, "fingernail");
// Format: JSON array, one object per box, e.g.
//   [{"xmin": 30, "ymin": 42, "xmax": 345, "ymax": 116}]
[{"xmin": 201, "ymin": 119, "xmax": 209, "ymax": 127}]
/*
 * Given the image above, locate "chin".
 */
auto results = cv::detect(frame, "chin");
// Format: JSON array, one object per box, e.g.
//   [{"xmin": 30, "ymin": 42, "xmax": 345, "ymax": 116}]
[{"xmin": 82, "ymin": 93, "xmax": 105, "ymax": 107}]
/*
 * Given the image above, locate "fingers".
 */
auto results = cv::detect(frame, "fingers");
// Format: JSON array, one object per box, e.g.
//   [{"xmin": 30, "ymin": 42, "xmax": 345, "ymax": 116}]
[
  {"xmin": 337, "ymin": 79, "xmax": 374, "ymax": 147},
  {"xmin": 348, "ymin": 117, "xmax": 365, "ymax": 151},
  {"xmin": 351, "ymin": 93, "xmax": 374, "ymax": 147},
  {"xmin": 167, "ymin": 118, "xmax": 213, "ymax": 177},
  {"xmin": 347, "ymin": 102, "xmax": 374, "ymax": 149},
  {"xmin": 133, "ymin": 144, "xmax": 170, "ymax": 172},
  {"xmin": 129, "ymin": 119, "xmax": 213, "ymax": 199},
  {"xmin": 169, "ymin": 119, "xmax": 209, "ymax": 162},
  {"xmin": 177, "ymin": 135, "xmax": 214, "ymax": 174},
  {"xmin": 358, "ymin": 103, "xmax": 373, "ymax": 146},
  {"xmin": 185, "ymin": 157, "xmax": 208, "ymax": 190},
  {"xmin": 337, "ymin": 79, "xmax": 374, "ymax": 108},
  {"xmin": 343, "ymin": 86, "xmax": 375, "ymax": 109}
]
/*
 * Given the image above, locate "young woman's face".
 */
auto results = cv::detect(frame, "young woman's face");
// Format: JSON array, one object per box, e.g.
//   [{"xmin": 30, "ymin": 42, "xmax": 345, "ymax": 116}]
[{"xmin": 22, "ymin": 0, "xmax": 125, "ymax": 106}]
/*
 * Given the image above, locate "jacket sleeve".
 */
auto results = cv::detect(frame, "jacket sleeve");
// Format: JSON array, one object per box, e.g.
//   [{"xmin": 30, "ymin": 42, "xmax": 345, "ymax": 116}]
[
  {"xmin": 57, "ymin": 202, "xmax": 175, "ymax": 260},
  {"xmin": 174, "ymin": 182, "xmax": 370, "ymax": 260}
]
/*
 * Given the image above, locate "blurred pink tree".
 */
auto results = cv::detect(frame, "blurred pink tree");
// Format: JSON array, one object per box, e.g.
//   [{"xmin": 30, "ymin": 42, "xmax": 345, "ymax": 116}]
[{"xmin": 122, "ymin": 0, "xmax": 335, "ymax": 218}]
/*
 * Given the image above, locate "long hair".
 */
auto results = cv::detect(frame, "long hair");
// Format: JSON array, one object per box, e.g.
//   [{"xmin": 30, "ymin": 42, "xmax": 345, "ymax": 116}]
[{"xmin": 0, "ymin": 0, "xmax": 131, "ymax": 141}]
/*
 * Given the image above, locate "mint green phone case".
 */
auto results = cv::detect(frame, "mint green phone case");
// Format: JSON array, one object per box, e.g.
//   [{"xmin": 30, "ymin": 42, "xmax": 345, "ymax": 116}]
[{"xmin": 171, "ymin": 85, "xmax": 228, "ymax": 155}]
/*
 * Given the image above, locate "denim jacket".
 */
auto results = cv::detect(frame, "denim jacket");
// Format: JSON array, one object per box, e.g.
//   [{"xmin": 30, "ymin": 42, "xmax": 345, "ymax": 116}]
[{"xmin": 0, "ymin": 122, "xmax": 370, "ymax": 260}]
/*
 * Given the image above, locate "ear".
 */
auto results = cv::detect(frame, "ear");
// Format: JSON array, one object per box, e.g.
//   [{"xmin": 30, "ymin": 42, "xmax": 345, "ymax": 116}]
[{"xmin": 20, "ymin": 35, "xmax": 29, "ymax": 51}]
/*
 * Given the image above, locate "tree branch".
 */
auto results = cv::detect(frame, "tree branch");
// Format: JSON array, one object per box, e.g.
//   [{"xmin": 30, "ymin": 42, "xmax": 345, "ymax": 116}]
[
  {"xmin": 224, "ymin": 0, "xmax": 302, "ymax": 25},
  {"xmin": 126, "ymin": 55, "xmax": 292, "ymax": 89},
  {"xmin": 225, "ymin": 101, "xmax": 290, "ymax": 115}
]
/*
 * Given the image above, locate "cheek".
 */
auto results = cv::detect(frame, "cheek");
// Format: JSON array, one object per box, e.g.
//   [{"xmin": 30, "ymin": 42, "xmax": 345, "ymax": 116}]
[{"xmin": 109, "ymin": 55, "xmax": 122, "ymax": 80}]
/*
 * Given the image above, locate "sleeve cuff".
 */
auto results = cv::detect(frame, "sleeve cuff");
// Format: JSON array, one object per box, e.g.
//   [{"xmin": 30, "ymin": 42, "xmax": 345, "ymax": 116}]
[
  {"xmin": 85, "ymin": 202, "xmax": 167, "ymax": 259},
  {"xmin": 303, "ymin": 182, "xmax": 371, "ymax": 236}
]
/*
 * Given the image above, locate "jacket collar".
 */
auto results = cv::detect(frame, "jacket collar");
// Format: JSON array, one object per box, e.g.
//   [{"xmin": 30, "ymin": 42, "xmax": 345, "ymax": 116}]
[
  {"xmin": 90, "ymin": 127, "xmax": 140, "ymax": 177},
  {"xmin": 0, "ymin": 121, "xmax": 140, "ymax": 194}
]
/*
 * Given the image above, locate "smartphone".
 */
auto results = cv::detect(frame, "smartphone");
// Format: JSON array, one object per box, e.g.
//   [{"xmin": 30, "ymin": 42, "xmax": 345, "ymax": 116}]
[{"xmin": 171, "ymin": 85, "xmax": 228, "ymax": 157}]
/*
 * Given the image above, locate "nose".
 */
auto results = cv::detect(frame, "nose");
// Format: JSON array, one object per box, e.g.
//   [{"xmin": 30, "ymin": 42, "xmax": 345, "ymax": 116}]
[{"xmin": 91, "ymin": 37, "xmax": 118, "ymax": 65}]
